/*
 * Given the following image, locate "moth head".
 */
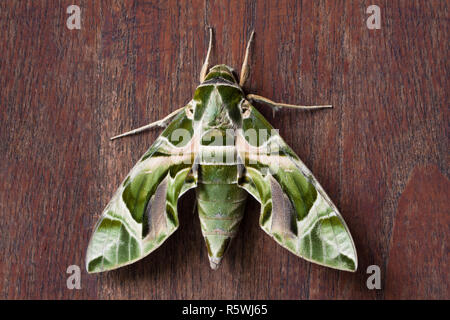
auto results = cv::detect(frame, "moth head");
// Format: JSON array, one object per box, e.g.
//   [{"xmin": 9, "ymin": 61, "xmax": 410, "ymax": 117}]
[{"xmin": 203, "ymin": 64, "xmax": 238, "ymax": 84}]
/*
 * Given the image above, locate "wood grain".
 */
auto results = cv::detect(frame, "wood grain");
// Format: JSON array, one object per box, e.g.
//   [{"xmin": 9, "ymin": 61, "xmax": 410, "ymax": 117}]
[{"xmin": 0, "ymin": 0, "xmax": 448, "ymax": 299}]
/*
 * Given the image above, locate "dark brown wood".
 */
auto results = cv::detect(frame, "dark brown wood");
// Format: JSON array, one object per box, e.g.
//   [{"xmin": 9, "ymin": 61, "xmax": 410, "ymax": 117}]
[{"xmin": 0, "ymin": 0, "xmax": 448, "ymax": 299}]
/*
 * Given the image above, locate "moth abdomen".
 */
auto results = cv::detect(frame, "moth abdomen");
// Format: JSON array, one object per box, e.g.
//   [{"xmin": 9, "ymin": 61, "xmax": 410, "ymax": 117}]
[{"xmin": 196, "ymin": 165, "xmax": 248, "ymax": 270}]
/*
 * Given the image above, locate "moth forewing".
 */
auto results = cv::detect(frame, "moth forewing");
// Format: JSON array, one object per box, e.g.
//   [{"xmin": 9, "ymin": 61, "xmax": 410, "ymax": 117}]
[{"xmin": 85, "ymin": 110, "xmax": 197, "ymax": 273}]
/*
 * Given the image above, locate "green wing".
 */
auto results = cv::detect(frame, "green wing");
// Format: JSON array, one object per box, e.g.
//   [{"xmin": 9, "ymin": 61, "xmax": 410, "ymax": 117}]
[
  {"xmin": 237, "ymin": 105, "xmax": 358, "ymax": 272},
  {"xmin": 86, "ymin": 110, "xmax": 196, "ymax": 273}
]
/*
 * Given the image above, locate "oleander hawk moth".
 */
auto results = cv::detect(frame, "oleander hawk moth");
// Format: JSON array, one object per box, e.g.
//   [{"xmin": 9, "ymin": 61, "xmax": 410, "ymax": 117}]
[{"xmin": 86, "ymin": 29, "xmax": 358, "ymax": 273}]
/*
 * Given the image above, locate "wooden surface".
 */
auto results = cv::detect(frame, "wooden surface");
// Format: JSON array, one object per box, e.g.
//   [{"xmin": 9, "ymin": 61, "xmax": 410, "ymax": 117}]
[{"xmin": 1, "ymin": 0, "xmax": 448, "ymax": 300}]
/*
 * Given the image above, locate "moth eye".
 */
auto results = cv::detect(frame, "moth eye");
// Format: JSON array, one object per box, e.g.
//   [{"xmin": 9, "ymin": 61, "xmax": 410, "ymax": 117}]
[{"xmin": 241, "ymin": 100, "xmax": 251, "ymax": 119}]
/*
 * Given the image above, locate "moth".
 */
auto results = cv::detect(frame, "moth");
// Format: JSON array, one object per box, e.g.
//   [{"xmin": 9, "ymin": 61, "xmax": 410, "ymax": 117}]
[{"xmin": 86, "ymin": 29, "xmax": 358, "ymax": 273}]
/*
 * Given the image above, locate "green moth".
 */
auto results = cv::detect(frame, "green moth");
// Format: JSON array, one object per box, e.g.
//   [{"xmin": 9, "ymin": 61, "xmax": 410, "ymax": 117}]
[{"xmin": 86, "ymin": 29, "xmax": 358, "ymax": 273}]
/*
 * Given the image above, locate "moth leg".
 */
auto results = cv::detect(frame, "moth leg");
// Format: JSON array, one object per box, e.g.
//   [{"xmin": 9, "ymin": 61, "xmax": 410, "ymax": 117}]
[
  {"xmin": 110, "ymin": 107, "xmax": 184, "ymax": 140},
  {"xmin": 239, "ymin": 30, "xmax": 255, "ymax": 87},
  {"xmin": 246, "ymin": 94, "xmax": 332, "ymax": 114},
  {"xmin": 199, "ymin": 27, "xmax": 213, "ymax": 83}
]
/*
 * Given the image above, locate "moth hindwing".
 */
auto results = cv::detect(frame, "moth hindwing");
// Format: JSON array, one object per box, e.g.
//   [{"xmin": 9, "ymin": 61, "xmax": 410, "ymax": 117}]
[{"xmin": 86, "ymin": 30, "xmax": 357, "ymax": 273}]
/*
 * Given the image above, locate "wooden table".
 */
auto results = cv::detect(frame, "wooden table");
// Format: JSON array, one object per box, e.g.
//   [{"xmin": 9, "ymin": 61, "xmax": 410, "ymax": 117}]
[{"xmin": 1, "ymin": 0, "xmax": 448, "ymax": 299}]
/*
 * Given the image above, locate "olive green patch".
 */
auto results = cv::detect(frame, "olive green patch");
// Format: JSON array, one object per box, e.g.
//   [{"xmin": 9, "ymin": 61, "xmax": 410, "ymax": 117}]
[
  {"xmin": 198, "ymin": 165, "xmax": 238, "ymax": 184},
  {"xmin": 122, "ymin": 168, "xmax": 168, "ymax": 223}
]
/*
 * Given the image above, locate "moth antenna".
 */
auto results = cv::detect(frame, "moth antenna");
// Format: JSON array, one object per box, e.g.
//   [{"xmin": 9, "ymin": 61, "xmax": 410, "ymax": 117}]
[
  {"xmin": 110, "ymin": 107, "xmax": 185, "ymax": 140},
  {"xmin": 199, "ymin": 27, "xmax": 213, "ymax": 83},
  {"xmin": 247, "ymin": 94, "xmax": 332, "ymax": 111},
  {"xmin": 239, "ymin": 30, "xmax": 255, "ymax": 87}
]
